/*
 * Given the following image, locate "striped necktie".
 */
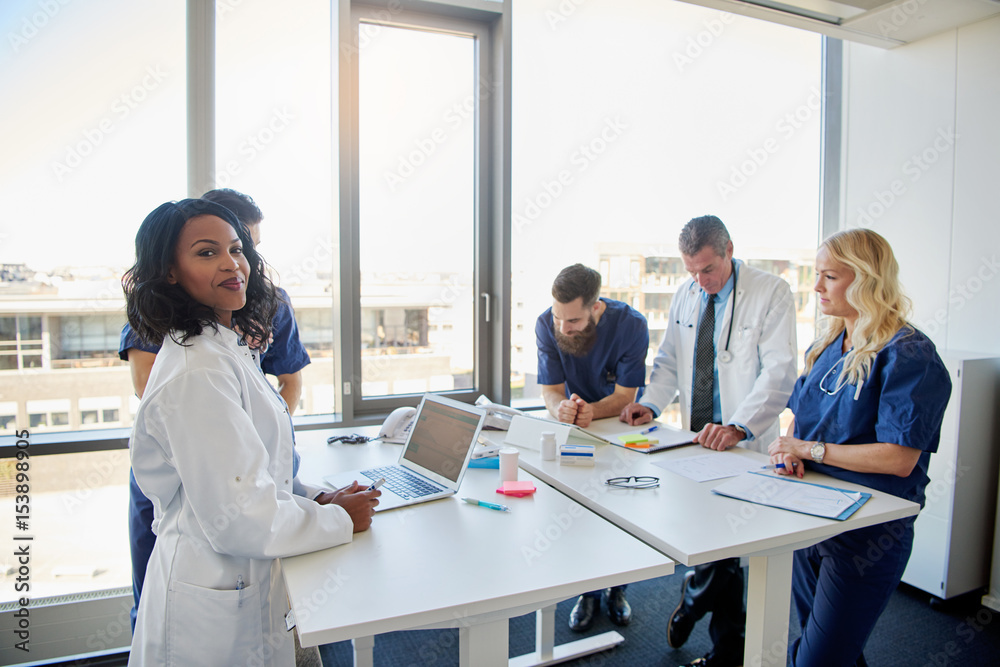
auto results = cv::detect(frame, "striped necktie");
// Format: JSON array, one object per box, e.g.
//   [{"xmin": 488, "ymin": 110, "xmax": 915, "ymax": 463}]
[{"xmin": 690, "ymin": 294, "xmax": 716, "ymax": 432}]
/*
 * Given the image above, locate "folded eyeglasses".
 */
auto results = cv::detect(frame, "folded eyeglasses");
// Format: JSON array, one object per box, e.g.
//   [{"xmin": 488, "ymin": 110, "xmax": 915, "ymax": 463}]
[{"xmin": 605, "ymin": 475, "xmax": 660, "ymax": 489}]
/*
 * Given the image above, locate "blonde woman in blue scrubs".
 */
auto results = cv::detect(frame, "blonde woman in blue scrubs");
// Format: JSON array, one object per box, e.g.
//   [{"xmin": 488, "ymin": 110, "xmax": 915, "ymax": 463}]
[{"xmin": 769, "ymin": 228, "xmax": 951, "ymax": 666}]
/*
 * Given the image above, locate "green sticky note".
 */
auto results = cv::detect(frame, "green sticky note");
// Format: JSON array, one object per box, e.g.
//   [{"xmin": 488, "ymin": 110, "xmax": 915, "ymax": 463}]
[{"xmin": 618, "ymin": 434, "xmax": 649, "ymax": 444}]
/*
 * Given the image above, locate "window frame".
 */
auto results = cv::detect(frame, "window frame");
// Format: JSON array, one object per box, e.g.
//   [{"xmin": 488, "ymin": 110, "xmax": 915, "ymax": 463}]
[{"xmin": 337, "ymin": 0, "xmax": 511, "ymax": 420}]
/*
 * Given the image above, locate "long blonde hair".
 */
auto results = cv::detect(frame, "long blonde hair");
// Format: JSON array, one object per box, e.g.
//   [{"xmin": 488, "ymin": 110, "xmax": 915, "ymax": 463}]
[{"xmin": 803, "ymin": 228, "xmax": 913, "ymax": 387}]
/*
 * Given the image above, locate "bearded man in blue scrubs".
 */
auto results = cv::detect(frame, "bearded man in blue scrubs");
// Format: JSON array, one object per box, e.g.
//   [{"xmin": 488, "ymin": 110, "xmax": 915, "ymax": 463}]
[{"xmin": 536, "ymin": 262, "xmax": 649, "ymax": 631}]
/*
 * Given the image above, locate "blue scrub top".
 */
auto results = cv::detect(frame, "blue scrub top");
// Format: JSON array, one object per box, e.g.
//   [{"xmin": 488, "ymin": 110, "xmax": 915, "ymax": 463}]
[
  {"xmin": 788, "ymin": 326, "xmax": 951, "ymax": 507},
  {"xmin": 536, "ymin": 298, "xmax": 649, "ymax": 404}
]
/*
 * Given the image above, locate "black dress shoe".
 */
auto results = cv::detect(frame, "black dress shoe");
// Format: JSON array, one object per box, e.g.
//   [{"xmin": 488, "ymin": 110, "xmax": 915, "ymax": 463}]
[
  {"xmin": 568, "ymin": 595, "xmax": 597, "ymax": 632},
  {"xmin": 681, "ymin": 656, "xmax": 743, "ymax": 667},
  {"xmin": 667, "ymin": 570, "xmax": 697, "ymax": 648},
  {"xmin": 602, "ymin": 586, "xmax": 632, "ymax": 626}
]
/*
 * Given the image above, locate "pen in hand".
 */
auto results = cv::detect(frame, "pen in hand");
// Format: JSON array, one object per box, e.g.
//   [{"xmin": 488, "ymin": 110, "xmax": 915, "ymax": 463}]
[
  {"xmin": 367, "ymin": 478, "xmax": 385, "ymax": 491},
  {"xmin": 760, "ymin": 463, "xmax": 796, "ymax": 471}
]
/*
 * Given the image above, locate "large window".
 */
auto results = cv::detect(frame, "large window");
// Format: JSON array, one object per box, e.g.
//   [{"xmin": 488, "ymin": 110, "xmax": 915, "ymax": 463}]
[
  {"xmin": 214, "ymin": 0, "xmax": 337, "ymax": 417},
  {"xmin": 511, "ymin": 0, "xmax": 823, "ymax": 416},
  {"xmin": 342, "ymin": 3, "xmax": 503, "ymax": 415},
  {"xmin": 0, "ymin": 0, "xmax": 186, "ymax": 646}
]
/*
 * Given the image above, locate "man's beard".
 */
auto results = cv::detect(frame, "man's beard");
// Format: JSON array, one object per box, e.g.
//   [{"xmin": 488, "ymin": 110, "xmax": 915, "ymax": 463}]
[{"xmin": 554, "ymin": 316, "xmax": 598, "ymax": 357}]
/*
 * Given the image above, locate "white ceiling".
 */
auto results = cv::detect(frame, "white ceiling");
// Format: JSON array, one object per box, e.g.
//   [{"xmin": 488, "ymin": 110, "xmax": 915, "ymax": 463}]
[{"xmin": 677, "ymin": 0, "xmax": 1000, "ymax": 48}]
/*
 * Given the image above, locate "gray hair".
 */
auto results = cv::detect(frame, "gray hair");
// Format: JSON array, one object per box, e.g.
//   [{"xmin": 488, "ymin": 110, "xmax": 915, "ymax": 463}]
[{"xmin": 678, "ymin": 215, "xmax": 730, "ymax": 258}]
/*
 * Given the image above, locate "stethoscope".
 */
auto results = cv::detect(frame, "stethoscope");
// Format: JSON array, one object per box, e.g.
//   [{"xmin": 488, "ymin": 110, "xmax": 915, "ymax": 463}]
[{"xmin": 677, "ymin": 260, "xmax": 737, "ymax": 364}]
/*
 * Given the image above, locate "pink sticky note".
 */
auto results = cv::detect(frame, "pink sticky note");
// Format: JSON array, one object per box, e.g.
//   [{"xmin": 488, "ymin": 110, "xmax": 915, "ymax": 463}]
[{"xmin": 497, "ymin": 481, "xmax": 536, "ymax": 497}]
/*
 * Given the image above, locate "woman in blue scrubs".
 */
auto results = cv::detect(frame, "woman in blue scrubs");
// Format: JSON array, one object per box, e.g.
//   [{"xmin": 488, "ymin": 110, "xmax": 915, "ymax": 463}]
[{"xmin": 768, "ymin": 228, "xmax": 951, "ymax": 666}]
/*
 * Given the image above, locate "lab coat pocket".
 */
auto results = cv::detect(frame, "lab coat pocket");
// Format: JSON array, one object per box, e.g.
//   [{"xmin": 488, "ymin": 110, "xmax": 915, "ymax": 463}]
[
  {"xmin": 166, "ymin": 578, "xmax": 264, "ymax": 666},
  {"xmin": 735, "ymin": 323, "xmax": 763, "ymax": 370}
]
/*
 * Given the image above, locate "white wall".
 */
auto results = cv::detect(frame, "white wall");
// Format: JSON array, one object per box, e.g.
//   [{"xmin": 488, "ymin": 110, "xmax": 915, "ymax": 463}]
[{"xmin": 841, "ymin": 15, "xmax": 1000, "ymax": 355}]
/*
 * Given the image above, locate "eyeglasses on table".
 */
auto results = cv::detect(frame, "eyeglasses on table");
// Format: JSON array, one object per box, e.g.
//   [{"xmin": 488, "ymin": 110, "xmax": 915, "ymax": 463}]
[{"xmin": 605, "ymin": 475, "xmax": 660, "ymax": 489}]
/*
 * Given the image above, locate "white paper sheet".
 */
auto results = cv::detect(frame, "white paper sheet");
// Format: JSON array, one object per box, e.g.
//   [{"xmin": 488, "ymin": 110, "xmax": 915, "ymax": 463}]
[{"xmin": 653, "ymin": 453, "xmax": 763, "ymax": 482}]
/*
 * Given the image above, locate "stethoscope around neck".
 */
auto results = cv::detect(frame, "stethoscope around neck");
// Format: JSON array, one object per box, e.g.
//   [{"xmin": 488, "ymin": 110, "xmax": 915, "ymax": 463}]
[{"xmin": 678, "ymin": 260, "xmax": 737, "ymax": 364}]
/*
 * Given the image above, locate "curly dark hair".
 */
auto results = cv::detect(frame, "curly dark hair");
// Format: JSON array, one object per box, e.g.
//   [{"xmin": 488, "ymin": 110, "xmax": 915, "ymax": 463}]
[{"xmin": 122, "ymin": 198, "xmax": 277, "ymax": 348}]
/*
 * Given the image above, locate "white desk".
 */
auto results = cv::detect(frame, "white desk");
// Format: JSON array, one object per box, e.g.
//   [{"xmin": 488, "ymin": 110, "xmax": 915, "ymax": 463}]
[
  {"xmin": 489, "ymin": 419, "xmax": 920, "ymax": 667},
  {"xmin": 281, "ymin": 428, "xmax": 675, "ymax": 667}
]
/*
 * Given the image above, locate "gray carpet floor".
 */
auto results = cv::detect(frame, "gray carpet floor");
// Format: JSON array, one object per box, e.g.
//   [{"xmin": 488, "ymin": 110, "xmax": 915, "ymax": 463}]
[{"xmin": 317, "ymin": 565, "xmax": 1000, "ymax": 666}]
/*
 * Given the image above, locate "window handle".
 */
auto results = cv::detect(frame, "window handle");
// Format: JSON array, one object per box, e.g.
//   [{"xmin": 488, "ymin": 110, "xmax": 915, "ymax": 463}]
[{"xmin": 480, "ymin": 292, "xmax": 491, "ymax": 323}]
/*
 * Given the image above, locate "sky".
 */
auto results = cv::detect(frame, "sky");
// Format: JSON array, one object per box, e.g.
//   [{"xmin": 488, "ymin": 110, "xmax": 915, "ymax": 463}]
[{"xmin": 0, "ymin": 0, "xmax": 821, "ymax": 290}]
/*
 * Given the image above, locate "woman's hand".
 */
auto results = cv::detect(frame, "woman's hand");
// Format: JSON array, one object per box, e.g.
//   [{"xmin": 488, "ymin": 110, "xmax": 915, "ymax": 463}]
[
  {"xmin": 315, "ymin": 481, "xmax": 381, "ymax": 532},
  {"xmin": 768, "ymin": 436, "xmax": 808, "ymax": 478}
]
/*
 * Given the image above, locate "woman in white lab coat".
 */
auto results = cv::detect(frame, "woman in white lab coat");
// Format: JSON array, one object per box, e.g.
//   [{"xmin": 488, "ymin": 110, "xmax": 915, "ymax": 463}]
[{"xmin": 123, "ymin": 199, "xmax": 379, "ymax": 666}]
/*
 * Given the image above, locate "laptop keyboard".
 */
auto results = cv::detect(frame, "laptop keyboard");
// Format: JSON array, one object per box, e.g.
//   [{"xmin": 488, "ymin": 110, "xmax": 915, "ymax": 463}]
[{"xmin": 362, "ymin": 466, "xmax": 443, "ymax": 500}]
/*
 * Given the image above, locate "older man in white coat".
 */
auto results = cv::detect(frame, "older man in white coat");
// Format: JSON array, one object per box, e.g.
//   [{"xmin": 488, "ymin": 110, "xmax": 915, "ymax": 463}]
[{"xmin": 621, "ymin": 215, "xmax": 797, "ymax": 667}]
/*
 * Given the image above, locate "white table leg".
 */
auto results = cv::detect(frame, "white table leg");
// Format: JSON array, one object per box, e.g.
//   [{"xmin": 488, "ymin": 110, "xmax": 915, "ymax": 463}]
[
  {"xmin": 535, "ymin": 605, "xmax": 555, "ymax": 661},
  {"xmin": 509, "ymin": 604, "xmax": 625, "ymax": 667},
  {"xmin": 745, "ymin": 552, "xmax": 794, "ymax": 667},
  {"xmin": 351, "ymin": 635, "xmax": 374, "ymax": 667},
  {"xmin": 460, "ymin": 617, "xmax": 509, "ymax": 667}
]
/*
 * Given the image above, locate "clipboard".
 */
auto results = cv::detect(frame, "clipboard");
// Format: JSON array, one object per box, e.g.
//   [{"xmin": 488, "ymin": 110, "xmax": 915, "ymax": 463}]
[
  {"xmin": 504, "ymin": 414, "xmax": 696, "ymax": 454},
  {"xmin": 711, "ymin": 471, "xmax": 871, "ymax": 520}
]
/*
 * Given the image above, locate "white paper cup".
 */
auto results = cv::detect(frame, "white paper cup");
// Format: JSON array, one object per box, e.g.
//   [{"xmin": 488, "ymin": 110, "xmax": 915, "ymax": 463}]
[{"xmin": 499, "ymin": 447, "xmax": 519, "ymax": 483}]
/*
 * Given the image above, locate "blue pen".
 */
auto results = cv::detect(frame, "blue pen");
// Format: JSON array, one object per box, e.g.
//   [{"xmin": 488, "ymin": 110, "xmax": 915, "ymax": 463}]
[
  {"xmin": 462, "ymin": 497, "xmax": 511, "ymax": 512},
  {"xmin": 760, "ymin": 463, "xmax": 796, "ymax": 470},
  {"xmin": 641, "ymin": 425, "xmax": 660, "ymax": 435}
]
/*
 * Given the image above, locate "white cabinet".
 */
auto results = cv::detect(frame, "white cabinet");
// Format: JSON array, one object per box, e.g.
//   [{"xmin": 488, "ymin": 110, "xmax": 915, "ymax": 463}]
[
  {"xmin": 901, "ymin": 352, "xmax": 1000, "ymax": 600},
  {"xmin": 984, "ymin": 465, "xmax": 1000, "ymax": 611}
]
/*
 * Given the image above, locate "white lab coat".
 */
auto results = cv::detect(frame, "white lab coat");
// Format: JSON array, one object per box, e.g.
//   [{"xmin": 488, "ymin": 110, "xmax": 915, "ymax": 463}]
[
  {"xmin": 128, "ymin": 325, "xmax": 352, "ymax": 667},
  {"xmin": 640, "ymin": 262, "xmax": 798, "ymax": 451}
]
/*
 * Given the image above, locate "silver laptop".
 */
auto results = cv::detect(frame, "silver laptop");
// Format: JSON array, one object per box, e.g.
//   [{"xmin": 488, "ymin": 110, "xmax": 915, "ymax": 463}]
[{"xmin": 323, "ymin": 394, "xmax": 487, "ymax": 511}]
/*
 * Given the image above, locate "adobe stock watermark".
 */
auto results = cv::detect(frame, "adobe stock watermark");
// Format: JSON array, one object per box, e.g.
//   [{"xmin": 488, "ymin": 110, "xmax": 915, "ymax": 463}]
[
  {"xmin": 854, "ymin": 458, "xmax": 968, "ymax": 576},
  {"xmin": 748, "ymin": 639, "xmax": 790, "ymax": 667},
  {"xmin": 217, "ymin": 0, "xmax": 249, "ymax": 20},
  {"xmin": 83, "ymin": 599, "xmax": 133, "ymax": 653},
  {"xmin": 716, "ymin": 87, "xmax": 822, "ymax": 203},
  {"xmin": 876, "ymin": 0, "xmax": 933, "ymax": 39},
  {"xmin": 545, "ymin": 0, "xmax": 589, "ymax": 31},
  {"xmin": 855, "ymin": 126, "xmax": 958, "ymax": 227},
  {"xmin": 522, "ymin": 449, "xmax": 633, "ymax": 565},
  {"xmin": 209, "ymin": 107, "xmax": 295, "ymax": 190},
  {"xmin": 512, "ymin": 116, "xmax": 629, "ymax": 234},
  {"xmin": 410, "ymin": 607, "xmax": 482, "ymax": 665},
  {"xmin": 7, "ymin": 0, "xmax": 72, "ymax": 53},
  {"xmin": 51, "ymin": 65, "xmax": 169, "ymax": 182},
  {"xmin": 919, "ymin": 255, "xmax": 999, "ymax": 337},
  {"xmin": 289, "ymin": 566, "xmax": 350, "ymax": 626},
  {"xmin": 725, "ymin": 473, "xmax": 784, "ymax": 533},
  {"xmin": 60, "ymin": 456, "xmax": 118, "ymax": 512},
  {"xmin": 384, "ymin": 76, "xmax": 499, "ymax": 192},
  {"xmin": 921, "ymin": 607, "xmax": 995, "ymax": 667},
  {"xmin": 673, "ymin": 11, "xmax": 736, "ymax": 73},
  {"xmin": 340, "ymin": 0, "xmax": 404, "ymax": 63},
  {"xmin": 278, "ymin": 232, "xmax": 334, "ymax": 286}
]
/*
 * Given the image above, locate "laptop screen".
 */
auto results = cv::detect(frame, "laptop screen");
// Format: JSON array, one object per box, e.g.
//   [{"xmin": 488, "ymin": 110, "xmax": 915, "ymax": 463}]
[{"xmin": 401, "ymin": 396, "xmax": 484, "ymax": 483}]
